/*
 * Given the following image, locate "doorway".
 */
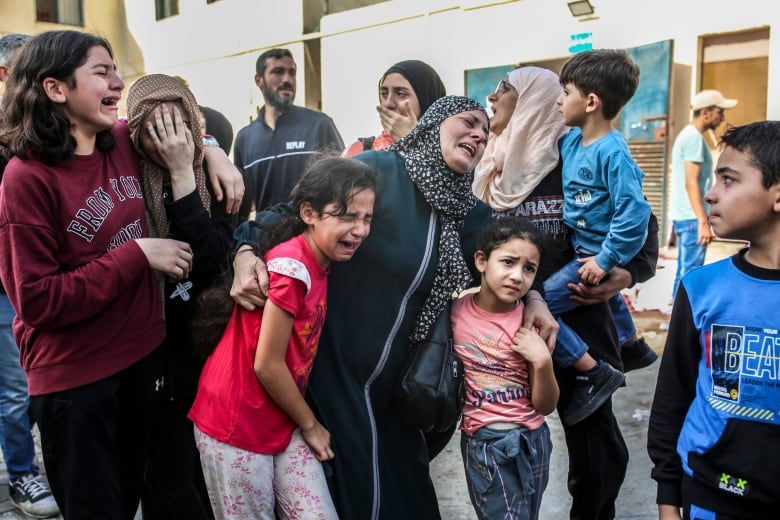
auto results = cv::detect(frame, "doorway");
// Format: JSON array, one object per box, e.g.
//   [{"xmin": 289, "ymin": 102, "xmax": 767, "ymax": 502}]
[{"xmin": 700, "ymin": 27, "xmax": 769, "ymax": 141}]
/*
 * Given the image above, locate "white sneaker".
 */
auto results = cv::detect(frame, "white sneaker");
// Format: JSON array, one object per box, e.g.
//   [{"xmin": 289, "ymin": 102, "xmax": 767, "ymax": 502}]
[{"xmin": 9, "ymin": 473, "xmax": 60, "ymax": 518}]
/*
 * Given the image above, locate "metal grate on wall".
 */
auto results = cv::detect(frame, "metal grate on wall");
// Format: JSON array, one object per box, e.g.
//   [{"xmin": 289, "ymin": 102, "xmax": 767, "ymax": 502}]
[{"xmin": 628, "ymin": 141, "xmax": 668, "ymax": 242}]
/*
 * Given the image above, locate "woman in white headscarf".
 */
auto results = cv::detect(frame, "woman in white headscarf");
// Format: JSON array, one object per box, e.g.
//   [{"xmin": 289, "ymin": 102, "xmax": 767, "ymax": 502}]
[
  {"xmin": 473, "ymin": 66, "xmax": 659, "ymax": 519},
  {"xmin": 474, "ymin": 66, "xmax": 567, "ymax": 213}
]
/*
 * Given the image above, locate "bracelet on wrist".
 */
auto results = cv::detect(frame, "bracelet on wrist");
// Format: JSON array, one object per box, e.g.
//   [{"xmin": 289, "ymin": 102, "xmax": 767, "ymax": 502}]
[
  {"xmin": 203, "ymin": 135, "xmax": 220, "ymax": 148},
  {"xmin": 526, "ymin": 296, "xmax": 547, "ymax": 305},
  {"xmin": 235, "ymin": 246, "xmax": 257, "ymax": 258}
]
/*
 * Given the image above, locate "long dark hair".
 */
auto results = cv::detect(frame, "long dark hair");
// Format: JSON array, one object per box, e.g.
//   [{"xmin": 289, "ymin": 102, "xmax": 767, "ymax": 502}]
[
  {"xmin": 0, "ymin": 30, "xmax": 115, "ymax": 165},
  {"xmin": 193, "ymin": 156, "xmax": 380, "ymax": 356}
]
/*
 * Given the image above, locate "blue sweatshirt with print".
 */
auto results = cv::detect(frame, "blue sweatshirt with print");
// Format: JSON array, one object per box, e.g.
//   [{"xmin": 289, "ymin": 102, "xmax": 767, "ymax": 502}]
[{"xmin": 559, "ymin": 128, "xmax": 650, "ymax": 272}]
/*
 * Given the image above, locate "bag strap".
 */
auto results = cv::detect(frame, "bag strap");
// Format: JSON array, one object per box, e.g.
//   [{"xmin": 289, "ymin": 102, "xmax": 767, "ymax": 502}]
[{"xmin": 358, "ymin": 136, "xmax": 376, "ymax": 151}]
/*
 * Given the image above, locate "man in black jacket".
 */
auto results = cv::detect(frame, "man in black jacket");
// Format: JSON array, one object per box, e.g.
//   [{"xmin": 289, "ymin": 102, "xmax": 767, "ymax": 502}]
[{"xmin": 234, "ymin": 48, "xmax": 343, "ymax": 221}]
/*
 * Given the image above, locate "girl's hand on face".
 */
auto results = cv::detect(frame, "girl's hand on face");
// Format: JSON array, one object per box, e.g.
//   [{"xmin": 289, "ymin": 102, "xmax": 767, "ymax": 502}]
[
  {"xmin": 377, "ymin": 101, "xmax": 417, "ymax": 141},
  {"xmin": 147, "ymin": 104, "xmax": 195, "ymax": 178},
  {"xmin": 511, "ymin": 328, "xmax": 552, "ymax": 366},
  {"xmin": 301, "ymin": 422, "xmax": 334, "ymax": 461},
  {"xmin": 135, "ymin": 238, "xmax": 193, "ymax": 280}
]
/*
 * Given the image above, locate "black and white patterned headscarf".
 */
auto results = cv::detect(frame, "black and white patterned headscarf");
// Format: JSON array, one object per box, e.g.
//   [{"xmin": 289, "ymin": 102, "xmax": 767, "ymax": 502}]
[{"xmin": 390, "ymin": 95, "xmax": 487, "ymax": 341}]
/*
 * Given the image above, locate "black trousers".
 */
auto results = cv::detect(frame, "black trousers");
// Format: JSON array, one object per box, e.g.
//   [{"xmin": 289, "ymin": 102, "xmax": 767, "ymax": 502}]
[
  {"xmin": 557, "ymin": 372, "xmax": 629, "ymax": 520},
  {"xmin": 30, "ymin": 347, "xmax": 165, "ymax": 520},
  {"xmin": 557, "ymin": 302, "xmax": 630, "ymax": 520},
  {"xmin": 142, "ymin": 395, "xmax": 214, "ymax": 520}
]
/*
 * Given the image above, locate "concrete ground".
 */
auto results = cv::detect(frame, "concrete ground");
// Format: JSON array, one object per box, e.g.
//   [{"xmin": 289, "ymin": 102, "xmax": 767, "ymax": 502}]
[{"xmin": 0, "ymin": 241, "xmax": 743, "ymax": 519}]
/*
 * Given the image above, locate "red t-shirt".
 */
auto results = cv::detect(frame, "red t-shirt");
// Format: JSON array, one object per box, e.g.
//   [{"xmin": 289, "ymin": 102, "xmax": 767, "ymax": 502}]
[
  {"xmin": 189, "ymin": 234, "xmax": 328, "ymax": 454},
  {"xmin": 343, "ymin": 130, "xmax": 396, "ymax": 158}
]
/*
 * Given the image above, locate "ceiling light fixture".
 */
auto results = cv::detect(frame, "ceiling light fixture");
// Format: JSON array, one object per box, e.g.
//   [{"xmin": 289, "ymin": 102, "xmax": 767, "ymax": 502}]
[{"xmin": 567, "ymin": 0, "xmax": 595, "ymax": 17}]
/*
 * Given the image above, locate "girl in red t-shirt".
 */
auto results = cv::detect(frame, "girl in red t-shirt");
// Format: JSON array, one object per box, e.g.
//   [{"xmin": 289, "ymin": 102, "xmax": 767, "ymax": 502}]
[{"xmin": 189, "ymin": 157, "xmax": 377, "ymax": 519}]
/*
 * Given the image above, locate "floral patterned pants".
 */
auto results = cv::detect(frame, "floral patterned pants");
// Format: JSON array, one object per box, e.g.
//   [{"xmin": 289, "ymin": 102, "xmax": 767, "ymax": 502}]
[{"xmin": 194, "ymin": 426, "xmax": 338, "ymax": 519}]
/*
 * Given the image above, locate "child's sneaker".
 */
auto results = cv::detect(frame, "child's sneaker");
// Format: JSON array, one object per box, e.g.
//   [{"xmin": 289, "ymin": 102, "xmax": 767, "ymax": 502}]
[
  {"xmin": 563, "ymin": 361, "xmax": 625, "ymax": 425},
  {"xmin": 9, "ymin": 473, "xmax": 60, "ymax": 519},
  {"xmin": 620, "ymin": 336, "xmax": 658, "ymax": 372}
]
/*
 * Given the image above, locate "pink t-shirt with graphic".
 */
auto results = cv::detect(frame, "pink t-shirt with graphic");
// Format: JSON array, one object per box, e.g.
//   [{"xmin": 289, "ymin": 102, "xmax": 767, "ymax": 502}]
[{"xmin": 452, "ymin": 293, "xmax": 545, "ymax": 436}]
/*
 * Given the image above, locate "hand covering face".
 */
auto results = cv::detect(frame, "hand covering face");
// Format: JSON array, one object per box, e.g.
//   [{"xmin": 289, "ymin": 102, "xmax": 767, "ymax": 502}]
[
  {"xmin": 473, "ymin": 66, "xmax": 567, "ymax": 211},
  {"xmin": 127, "ymin": 74, "xmax": 211, "ymax": 239},
  {"xmin": 380, "ymin": 60, "xmax": 447, "ymax": 118},
  {"xmin": 390, "ymin": 95, "xmax": 486, "ymax": 341}
]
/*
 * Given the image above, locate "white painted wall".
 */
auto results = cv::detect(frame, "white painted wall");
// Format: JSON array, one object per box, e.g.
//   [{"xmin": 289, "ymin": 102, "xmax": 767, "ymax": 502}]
[
  {"xmin": 3, "ymin": 0, "xmax": 774, "ymax": 157},
  {"xmin": 319, "ymin": 0, "xmax": 778, "ymax": 145},
  {"xmin": 109, "ymin": 0, "xmax": 777, "ymax": 155},
  {"xmin": 122, "ymin": 0, "xmax": 309, "ymax": 140}
]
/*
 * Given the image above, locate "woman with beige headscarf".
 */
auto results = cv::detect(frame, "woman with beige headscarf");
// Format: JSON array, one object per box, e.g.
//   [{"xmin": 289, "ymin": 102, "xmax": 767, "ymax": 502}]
[
  {"xmin": 127, "ymin": 74, "xmax": 236, "ymax": 520},
  {"xmin": 473, "ymin": 66, "xmax": 568, "ymax": 212},
  {"xmin": 472, "ymin": 66, "xmax": 660, "ymax": 519}
]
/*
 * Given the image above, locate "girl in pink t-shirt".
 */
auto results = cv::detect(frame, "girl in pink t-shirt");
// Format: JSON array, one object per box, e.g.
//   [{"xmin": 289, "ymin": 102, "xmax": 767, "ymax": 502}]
[
  {"xmin": 189, "ymin": 157, "xmax": 378, "ymax": 519},
  {"xmin": 452, "ymin": 216, "xmax": 559, "ymax": 520}
]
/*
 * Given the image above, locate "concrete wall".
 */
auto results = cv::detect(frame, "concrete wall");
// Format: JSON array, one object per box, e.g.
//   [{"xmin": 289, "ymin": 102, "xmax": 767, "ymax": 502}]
[
  {"xmin": 120, "ymin": 0, "xmax": 310, "ymax": 141},
  {"xmin": 319, "ymin": 0, "xmax": 778, "ymax": 144},
  {"xmin": 1, "ymin": 0, "xmax": 777, "ymax": 154}
]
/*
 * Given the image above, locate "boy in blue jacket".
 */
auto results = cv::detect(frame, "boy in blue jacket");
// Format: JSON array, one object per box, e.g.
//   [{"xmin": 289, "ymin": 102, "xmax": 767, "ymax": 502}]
[
  {"xmin": 648, "ymin": 121, "xmax": 780, "ymax": 519},
  {"xmin": 545, "ymin": 49, "xmax": 652, "ymax": 425}
]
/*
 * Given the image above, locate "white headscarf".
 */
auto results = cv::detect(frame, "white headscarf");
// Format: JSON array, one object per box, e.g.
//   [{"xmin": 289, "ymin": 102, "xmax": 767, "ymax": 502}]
[{"xmin": 473, "ymin": 66, "xmax": 568, "ymax": 210}]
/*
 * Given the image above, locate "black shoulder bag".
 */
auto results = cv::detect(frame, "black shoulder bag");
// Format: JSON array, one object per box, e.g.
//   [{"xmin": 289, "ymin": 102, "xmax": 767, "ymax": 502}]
[{"xmin": 395, "ymin": 300, "xmax": 465, "ymax": 432}]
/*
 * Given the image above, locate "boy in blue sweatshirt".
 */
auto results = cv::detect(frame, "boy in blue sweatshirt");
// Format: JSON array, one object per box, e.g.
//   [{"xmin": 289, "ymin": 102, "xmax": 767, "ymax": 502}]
[
  {"xmin": 545, "ymin": 49, "xmax": 652, "ymax": 425},
  {"xmin": 648, "ymin": 121, "xmax": 780, "ymax": 519}
]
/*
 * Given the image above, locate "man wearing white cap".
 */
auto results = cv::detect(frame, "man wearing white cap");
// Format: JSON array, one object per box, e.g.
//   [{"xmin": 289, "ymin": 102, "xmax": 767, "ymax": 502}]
[{"xmin": 668, "ymin": 89, "xmax": 737, "ymax": 299}]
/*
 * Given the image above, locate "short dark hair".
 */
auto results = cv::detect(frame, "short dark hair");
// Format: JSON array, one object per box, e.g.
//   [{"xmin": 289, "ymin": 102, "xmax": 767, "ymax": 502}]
[
  {"xmin": 720, "ymin": 121, "xmax": 780, "ymax": 188},
  {"xmin": 255, "ymin": 48, "xmax": 294, "ymax": 77},
  {"xmin": 0, "ymin": 34, "xmax": 31, "ymax": 67},
  {"xmin": 475, "ymin": 216, "xmax": 545, "ymax": 262},
  {"xmin": 692, "ymin": 106, "xmax": 720, "ymax": 118},
  {"xmin": 559, "ymin": 49, "xmax": 640, "ymax": 120}
]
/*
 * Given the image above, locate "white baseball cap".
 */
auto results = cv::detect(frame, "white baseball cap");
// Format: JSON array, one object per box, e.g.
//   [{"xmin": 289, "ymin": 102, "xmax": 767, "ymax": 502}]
[{"xmin": 691, "ymin": 90, "xmax": 738, "ymax": 111}]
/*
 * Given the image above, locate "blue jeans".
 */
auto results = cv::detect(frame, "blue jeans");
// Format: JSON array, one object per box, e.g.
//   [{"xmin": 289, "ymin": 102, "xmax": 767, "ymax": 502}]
[
  {"xmin": 609, "ymin": 295, "xmax": 636, "ymax": 346},
  {"xmin": 544, "ymin": 257, "xmax": 636, "ymax": 367},
  {"xmin": 0, "ymin": 294, "xmax": 37, "ymax": 481},
  {"xmin": 461, "ymin": 423, "xmax": 551, "ymax": 520},
  {"xmin": 673, "ymin": 219, "xmax": 706, "ymax": 299}
]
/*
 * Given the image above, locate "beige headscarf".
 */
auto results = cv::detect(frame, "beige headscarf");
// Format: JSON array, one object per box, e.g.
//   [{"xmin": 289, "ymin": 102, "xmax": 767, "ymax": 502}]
[
  {"xmin": 127, "ymin": 74, "xmax": 211, "ymax": 239},
  {"xmin": 473, "ymin": 66, "xmax": 568, "ymax": 210}
]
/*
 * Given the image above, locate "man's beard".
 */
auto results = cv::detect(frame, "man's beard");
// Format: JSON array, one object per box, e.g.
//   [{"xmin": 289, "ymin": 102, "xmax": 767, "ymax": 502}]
[{"xmin": 263, "ymin": 83, "xmax": 294, "ymax": 111}]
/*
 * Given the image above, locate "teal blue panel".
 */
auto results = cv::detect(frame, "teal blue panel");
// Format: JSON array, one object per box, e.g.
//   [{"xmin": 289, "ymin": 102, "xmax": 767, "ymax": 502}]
[
  {"xmin": 464, "ymin": 64, "xmax": 515, "ymax": 110},
  {"xmin": 623, "ymin": 40, "xmax": 673, "ymax": 142}
]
